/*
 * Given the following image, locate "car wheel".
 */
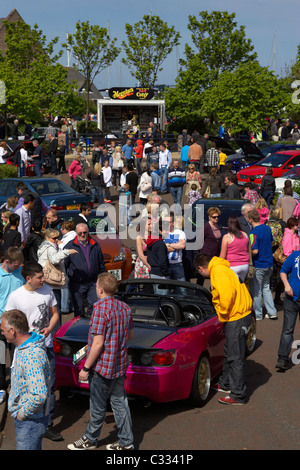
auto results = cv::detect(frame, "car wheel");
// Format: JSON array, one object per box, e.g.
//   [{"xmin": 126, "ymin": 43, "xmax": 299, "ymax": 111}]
[
  {"xmin": 190, "ymin": 355, "xmax": 211, "ymax": 406},
  {"xmin": 246, "ymin": 314, "xmax": 256, "ymax": 355}
]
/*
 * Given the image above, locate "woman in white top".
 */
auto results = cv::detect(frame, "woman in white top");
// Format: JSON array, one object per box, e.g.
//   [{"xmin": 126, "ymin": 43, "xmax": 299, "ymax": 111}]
[
  {"xmin": 102, "ymin": 159, "xmax": 112, "ymax": 203},
  {"xmin": 0, "ymin": 141, "xmax": 8, "ymax": 164},
  {"xmin": 19, "ymin": 143, "xmax": 28, "ymax": 176},
  {"xmin": 138, "ymin": 162, "xmax": 152, "ymax": 205},
  {"xmin": 37, "ymin": 228, "xmax": 77, "ymax": 319}
]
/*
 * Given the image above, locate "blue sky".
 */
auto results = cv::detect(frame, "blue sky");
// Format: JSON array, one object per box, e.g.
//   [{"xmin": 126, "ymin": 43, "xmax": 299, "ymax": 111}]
[{"xmin": 6, "ymin": 0, "xmax": 299, "ymax": 88}]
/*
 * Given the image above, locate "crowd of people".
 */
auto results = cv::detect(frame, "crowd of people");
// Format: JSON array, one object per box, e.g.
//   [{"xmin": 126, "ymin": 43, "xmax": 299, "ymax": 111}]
[{"xmin": 1, "ymin": 127, "xmax": 300, "ymax": 450}]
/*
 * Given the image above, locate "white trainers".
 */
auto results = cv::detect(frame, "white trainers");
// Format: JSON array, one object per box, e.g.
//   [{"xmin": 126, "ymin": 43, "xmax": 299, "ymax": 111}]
[
  {"xmin": 0, "ymin": 390, "xmax": 7, "ymax": 404},
  {"xmin": 67, "ymin": 436, "xmax": 97, "ymax": 450},
  {"xmin": 106, "ymin": 442, "xmax": 134, "ymax": 450}
]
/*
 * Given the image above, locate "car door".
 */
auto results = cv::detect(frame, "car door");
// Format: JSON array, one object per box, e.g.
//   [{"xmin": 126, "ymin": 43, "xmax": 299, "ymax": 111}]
[
  {"xmin": 0, "ymin": 180, "xmax": 10, "ymax": 205},
  {"xmin": 282, "ymin": 155, "xmax": 300, "ymax": 173}
]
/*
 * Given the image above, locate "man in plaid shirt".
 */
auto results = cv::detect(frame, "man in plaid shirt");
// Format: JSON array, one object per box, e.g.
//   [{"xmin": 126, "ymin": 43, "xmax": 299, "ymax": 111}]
[{"xmin": 68, "ymin": 272, "xmax": 134, "ymax": 451}]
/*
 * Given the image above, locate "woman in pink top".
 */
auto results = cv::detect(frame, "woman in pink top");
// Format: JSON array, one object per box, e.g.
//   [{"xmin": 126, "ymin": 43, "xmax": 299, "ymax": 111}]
[
  {"xmin": 282, "ymin": 217, "xmax": 299, "ymax": 257},
  {"xmin": 220, "ymin": 216, "xmax": 250, "ymax": 282},
  {"xmin": 68, "ymin": 154, "xmax": 82, "ymax": 187}
]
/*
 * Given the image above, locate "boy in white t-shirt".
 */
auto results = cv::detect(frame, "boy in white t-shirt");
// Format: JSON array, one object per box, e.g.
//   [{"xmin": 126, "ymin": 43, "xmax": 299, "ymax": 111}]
[
  {"xmin": 5, "ymin": 261, "xmax": 61, "ymax": 441},
  {"xmin": 163, "ymin": 212, "xmax": 187, "ymax": 281}
]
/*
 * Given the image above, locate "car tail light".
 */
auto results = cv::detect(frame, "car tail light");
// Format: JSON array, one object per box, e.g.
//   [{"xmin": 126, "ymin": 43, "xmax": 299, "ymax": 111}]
[
  {"xmin": 50, "ymin": 204, "xmax": 65, "ymax": 210},
  {"xmin": 53, "ymin": 339, "xmax": 73, "ymax": 358},
  {"xmin": 129, "ymin": 348, "xmax": 176, "ymax": 367},
  {"xmin": 53, "ymin": 339, "xmax": 61, "ymax": 354}
]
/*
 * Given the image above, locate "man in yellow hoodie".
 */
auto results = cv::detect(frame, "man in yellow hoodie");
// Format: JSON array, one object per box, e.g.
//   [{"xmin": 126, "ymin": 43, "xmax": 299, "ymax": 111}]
[{"xmin": 195, "ymin": 254, "xmax": 253, "ymax": 405}]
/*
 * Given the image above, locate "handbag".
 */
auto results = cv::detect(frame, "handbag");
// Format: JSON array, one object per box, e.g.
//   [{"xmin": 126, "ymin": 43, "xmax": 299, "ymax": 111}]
[
  {"xmin": 273, "ymin": 242, "xmax": 287, "ymax": 265},
  {"xmin": 43, "ymin": 250, "xmax": 66, "ymax": 287},
  {"xmin": 118, "ymin": 159, "xmax": 124, "ymax": 168}
]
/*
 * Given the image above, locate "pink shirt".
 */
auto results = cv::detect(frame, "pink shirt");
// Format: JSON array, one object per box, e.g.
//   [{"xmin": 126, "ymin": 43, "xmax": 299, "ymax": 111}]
[
  {"xmin": 282, "ymin": 228, "xmax": 300, "ymax": 257},
  {"xmin": 226, "ymin": 233, "xmax": 249, "ymax": 266}
]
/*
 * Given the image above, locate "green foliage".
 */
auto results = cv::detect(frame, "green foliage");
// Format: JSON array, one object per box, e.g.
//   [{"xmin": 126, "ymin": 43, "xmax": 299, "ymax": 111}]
[
  {"xmin": 0, "ymin": 20, "xmax": 73, "ymax": 122},
  {"xmin": 0, "ymin": 164, "xmax": 18, "ymax": 179},
  {"xmin": 63, "ymin": 20, "xmax": 120, "ymax": 128},
  {"xmin": 183, "ymin": 11, "xmax": 257, "ymax": 81},
  {"xmin": 202, "ymin": 61, "xmax": 288, "ymax": 133},
  {"xmin": 122, "ymin": 15, "xmax": 180, "ymax": 87}
]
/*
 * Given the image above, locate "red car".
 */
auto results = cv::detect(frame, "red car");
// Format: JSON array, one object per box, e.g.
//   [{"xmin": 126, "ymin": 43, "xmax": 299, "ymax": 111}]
[{"xmin": 237, "ymin": 150, "xmax": 300, "ymax": 185}]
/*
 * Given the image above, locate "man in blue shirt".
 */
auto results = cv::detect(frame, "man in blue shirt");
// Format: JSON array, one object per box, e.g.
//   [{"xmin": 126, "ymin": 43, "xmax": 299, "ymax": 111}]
[
  {"xmin": 248, "ymin": 209, "xmax": 277, "ymax": 320},
  {"xmin": 121, "ymin": 139, "xmax": 134, "ymax": 163},
  {"xmin": 276, "ymin": 251, "xmax": 300, "ymax": 370},
  {"xmin": 0, "ymin": 247, "xmax": 25, "ymax": 404}
]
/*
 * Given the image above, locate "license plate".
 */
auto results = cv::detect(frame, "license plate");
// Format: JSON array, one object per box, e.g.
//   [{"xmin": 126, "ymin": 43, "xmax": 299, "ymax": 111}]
[
  {"xmin": 66, "ymin": 204, "xmax": 80, "ymax": 210},
  {"xmin": 108, "ymin": 269, "xmax": 122, "ymax": 280}
]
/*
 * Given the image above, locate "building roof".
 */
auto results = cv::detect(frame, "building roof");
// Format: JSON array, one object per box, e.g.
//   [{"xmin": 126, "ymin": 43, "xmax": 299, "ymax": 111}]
[
  {"xmin": 65, "ymin": 67, "xmax": 103, "ymax": 100},
  {"xmin": 0, "ymin": 9, "xmax": 24, "ymax": 54}
]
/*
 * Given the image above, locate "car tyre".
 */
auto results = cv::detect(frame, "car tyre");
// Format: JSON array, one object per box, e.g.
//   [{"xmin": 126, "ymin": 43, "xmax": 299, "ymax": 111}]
[
  {"xmin": 246, "ymin": 314, "xmax": 256, "ymax": 355},
  {"xmin": 190, "ymin": 355, "xmax": 211, "ymax": 406}
]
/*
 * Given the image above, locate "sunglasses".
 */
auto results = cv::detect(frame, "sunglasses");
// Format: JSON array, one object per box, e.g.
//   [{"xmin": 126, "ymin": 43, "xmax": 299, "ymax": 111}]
[
  {"xmin": 211, "ymin": 216, "xmax": 219, "ymax": 219},
  {"xmin": 51, "ymin": 236, "xmax": 59, "ymax": 240},
  {"xmin": 78, "ymin": 231, "xmax": 88, "ymax": 235}
]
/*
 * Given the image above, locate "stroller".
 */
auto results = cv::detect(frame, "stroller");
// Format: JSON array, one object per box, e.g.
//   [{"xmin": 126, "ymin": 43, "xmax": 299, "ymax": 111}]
[{"xmin": 73, "ymin": 175, "xmax": 92, "ymax": 194}]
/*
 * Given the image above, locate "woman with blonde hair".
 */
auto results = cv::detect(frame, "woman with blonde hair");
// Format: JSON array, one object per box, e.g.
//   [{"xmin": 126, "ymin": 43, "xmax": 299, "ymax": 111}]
[
  {"xmin": 87, "ymin": 162, "xmax": 105, "ymax": 204},
  {"xmin": 185, "ymin": 163, "xmax": 202, "ymax": 196},
  {"xmin": 1, "ymin": 210, "xmax": 12, "ymax": 232},
  {"xmin": 255, "ymin": 198, "xmax": 270, "ymax": 224},
  {"xmin": 37, "ymin": 228, "xmax": 77, "ymax": 319}
]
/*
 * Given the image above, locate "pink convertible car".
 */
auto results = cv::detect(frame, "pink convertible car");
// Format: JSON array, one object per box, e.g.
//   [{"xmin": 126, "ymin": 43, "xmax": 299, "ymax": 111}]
[{"xmin": 53, "ymin": 279, "xmax": 256, "ymax": 406}]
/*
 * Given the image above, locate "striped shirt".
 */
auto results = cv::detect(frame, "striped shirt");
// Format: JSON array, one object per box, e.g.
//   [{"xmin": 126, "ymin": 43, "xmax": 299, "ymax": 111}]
[{"xmin": 88, "ymin": 296, "xmax": 133, "ymax": 379}]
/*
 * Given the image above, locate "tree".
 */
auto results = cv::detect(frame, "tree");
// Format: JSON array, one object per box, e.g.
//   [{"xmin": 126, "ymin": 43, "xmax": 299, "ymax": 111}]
[
  {"xmin": 202, "ymin": 61, "xmax": 288, "ymax": 134},
  {"xmin": 165, "ymin": 55, "xmax": 210, "ymax": 128},
  {"xmin": 0, "ymin": 20, "xmax": 74, "ymax": 124},
  {"xmin": 63, "ymin": 21, "xmax": 120, "ymax": 129},
  {"xmin": 122, "ymin": 15, "xmax": 180, "ymax": 87},
  {"xmin": 183, "ymin": 11, "xmax": 257, "ymax": 82}
]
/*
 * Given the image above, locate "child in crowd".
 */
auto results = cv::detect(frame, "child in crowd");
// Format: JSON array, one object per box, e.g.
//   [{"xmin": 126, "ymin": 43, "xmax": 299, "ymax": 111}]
[
  {"xmin": 218, "ymin": 148, "xmax": 227, "ymax": 173},
  {"xmin": 118, "ymin": 183, "xmax": 132, "ymax": 227},
  {"xmin": 102, "ymin": 158, "xmax": 112, "ymax": 203},
  {"xmin": 3, "ymin": 213, "xmax": 21, "ymax": 250},
  {"xmin": 150, "ymin": 163, "xmax": 161, "ymax": 192},
  {"xmin": 188, "ymin": 183, "xmax": 202, "ymax": 205}
]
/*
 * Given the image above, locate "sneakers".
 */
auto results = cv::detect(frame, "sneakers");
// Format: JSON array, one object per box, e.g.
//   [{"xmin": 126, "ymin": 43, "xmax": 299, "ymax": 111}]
[
  {"xmin": 0, "ymin": 390, "xmax": 7, "ymax": 404},
  {"xmin": 67, "ymin": 436, "xmax": 97, "ymax": 450},
  {"xmin": 106, "ymin": 442, "xmax": 134, "ymax": 450},
  {"xmin": 265, "ymin": 314, "xmax": 278, "ymax": 320},
  {"xmin": 44, "ymin": 425, "xmax": 64, "ymax": 441},
  {"xmin": 218, "ymin": 395, "xmax": 245, "ymax": 405},
  {"xmin": 275, "ymin": 361, "xmax": 289, "ymax": 371},
  {"xmin": 211, "ymin": 384, "xmax": 231, "ymax": 393}
]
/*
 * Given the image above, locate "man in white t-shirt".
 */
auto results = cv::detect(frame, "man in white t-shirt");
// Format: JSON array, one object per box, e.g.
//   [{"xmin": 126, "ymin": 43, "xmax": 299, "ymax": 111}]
[
  {"xmin": 163, "ymin": 212, "xmax": 186, "ymax": 281},
  {"xmin": 5, "ymin": 261, "xmax": 62, "ymax": 442}
]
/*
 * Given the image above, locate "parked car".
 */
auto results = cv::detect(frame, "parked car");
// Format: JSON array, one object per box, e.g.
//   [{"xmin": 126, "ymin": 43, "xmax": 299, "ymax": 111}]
[
  {"xmin": 237, "ymin": 151, "xmax": 300, "ymax": 185},
  {"xmin": 0, "ymin": 178, "xmax": 93, "ymax": 210},
  {"xmin": 57, "ymin": 209, "xmax": 132, "ymax": 282},
  {"xmin": 275, "ymin": 164, "xmax": 300, "ymax": 193},
  {"xmin": 53, "ymin": 279, "xmax": 256, "ymax": 405}
]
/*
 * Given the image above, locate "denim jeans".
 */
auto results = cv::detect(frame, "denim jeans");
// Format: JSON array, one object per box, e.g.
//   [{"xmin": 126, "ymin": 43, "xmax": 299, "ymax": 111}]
[
  {"xmin": 160, "ymin": 167, "xmax": 169, "ymax": 192},
  {"xmin": 91, "ymin": 186, "xmax": 104, "ymax": 204},
  {"xmin": 262, "ymin": 191, "xmax": 273, "ymax": 209},
  {"xmin": 169, "ymin": 262, "xmax": 186, "ymax": 281},
  {"xmin": 14, "ymin": 414, "xmax": 48, "ymax": 450},
  {"xmin": 46, "ymin": 348, "xmax": 56, "ymax": 427},
  {"xmin": 277, "ymin": 295, "xmax": 300, "ymax": 364},
  {"xmin": 219, "ymin": 314, "xmax": 252, "ymax": 403},
  {"xmin": 85, "ymin": 372, "xmax": 133, "ymax": 447},
  {"xmin": 170, "ymin": 186, "xmax": 183, "ymax": 205},
  {"xmin": 250, "ymin": 267, "xmax": 277, "ymax": 319}
]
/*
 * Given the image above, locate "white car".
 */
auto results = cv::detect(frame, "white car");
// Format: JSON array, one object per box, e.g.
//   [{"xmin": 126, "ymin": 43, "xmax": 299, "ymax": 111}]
[{"xmin": 275, "ymin": 165, "xmax": 300, "ymax": 193}]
